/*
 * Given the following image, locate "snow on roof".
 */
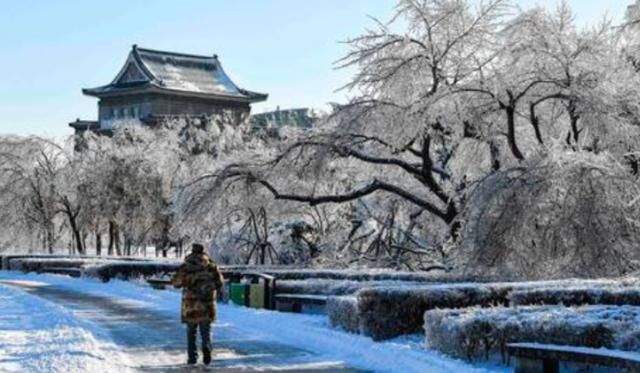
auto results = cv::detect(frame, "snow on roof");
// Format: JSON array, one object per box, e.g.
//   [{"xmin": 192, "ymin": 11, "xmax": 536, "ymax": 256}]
[{"xmin": 83, "ymin": 45, "xmax": 267, "ymax": 103}]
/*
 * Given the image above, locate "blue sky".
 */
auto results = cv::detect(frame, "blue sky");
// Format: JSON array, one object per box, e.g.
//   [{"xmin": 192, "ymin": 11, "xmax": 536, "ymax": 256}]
[{"xmin": 0, "ymin": 1, "xmax": 631, "ymax": 137}]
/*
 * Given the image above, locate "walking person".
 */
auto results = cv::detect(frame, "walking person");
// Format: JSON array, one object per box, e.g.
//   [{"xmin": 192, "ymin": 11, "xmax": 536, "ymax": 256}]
[{"xmin": 171, "ymin": 243, "xmax": 225, "ymax": 365}]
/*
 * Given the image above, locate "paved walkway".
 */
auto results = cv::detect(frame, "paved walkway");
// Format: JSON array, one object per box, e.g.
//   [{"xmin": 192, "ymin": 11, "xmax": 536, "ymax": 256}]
[{"xmin": 0, "ymin": 280, "xmax": 359, "ymax": 372}]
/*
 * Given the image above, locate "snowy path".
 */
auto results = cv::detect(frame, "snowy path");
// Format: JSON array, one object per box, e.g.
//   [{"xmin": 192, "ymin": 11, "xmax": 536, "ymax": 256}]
[
  {"xmin": 0, "ymin": 272, "xmax": 505, "ymax": 372},
  {"xmin": 0, "ymin": 279, "xmax": 355, "ymax": 372}
]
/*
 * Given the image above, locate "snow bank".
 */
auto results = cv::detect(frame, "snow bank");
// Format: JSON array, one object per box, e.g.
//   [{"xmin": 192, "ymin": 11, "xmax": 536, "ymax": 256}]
[
  {"xmin": 0, "ymin": 282, "xmax": 130, "ymax": 373},
  {"xmin": 424, "ymin": 306, "xmax": 640, "ymax": 362}
]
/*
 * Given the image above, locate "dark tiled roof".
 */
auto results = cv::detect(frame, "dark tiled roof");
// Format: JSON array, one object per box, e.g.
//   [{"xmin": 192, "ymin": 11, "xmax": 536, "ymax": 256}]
[{"xmin": 83, "ymin": 45, "xmax": 267, "ymax": 103}]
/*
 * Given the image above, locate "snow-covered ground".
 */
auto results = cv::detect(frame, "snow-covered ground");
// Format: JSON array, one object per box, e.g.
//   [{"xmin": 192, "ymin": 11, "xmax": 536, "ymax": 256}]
[
  {"xmin": 0, "ymin": 271, "xmax": 509, "ymax": 372},
  {"xmin": 0, "ymin": 281, "xmax": 131, "ymax": 373}
]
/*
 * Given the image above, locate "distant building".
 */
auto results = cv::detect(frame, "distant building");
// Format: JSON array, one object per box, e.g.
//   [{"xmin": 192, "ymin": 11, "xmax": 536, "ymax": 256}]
[
  {"xmin": 250, "ymin": 107, "xmax": 318, "ymax": 135},
  {"xmin": 70, "ymin": 45, "xmax": 267, "ymax": 134}
]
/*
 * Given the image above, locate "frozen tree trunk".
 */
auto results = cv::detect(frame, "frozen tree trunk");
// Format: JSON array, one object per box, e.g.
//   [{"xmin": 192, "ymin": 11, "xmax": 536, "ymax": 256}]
[
  {"xmin": 46, "ymin": 221, "xmax": 55, "ymax": 254},
  {"xmin": 69, "ymin": 218, "xmax": 84, "ymax": 255},
  {"xmin": 81, "ymin": 232, "xmax": 87, "ymax": 255},
  {"xmin": 114, "ymin": 227, "xmax": 122, "ymax": 256},
  {"xmin": 95, "ymin": 231, "xmax": 102, "ymax": 256},
  {"xmin": 108, "ymin": 221, "xmax": 115, "ymax": 256},
  {"xmin": 62, "ymin": 201, "xmax": 84, "ymax": 255},
  {"xmin": 124, "ymin": 237, "xmax": 131, "ymax": 257},
  {"xmin": 504, "ymin": 103, "xmax": 524, "ymax": 161}
]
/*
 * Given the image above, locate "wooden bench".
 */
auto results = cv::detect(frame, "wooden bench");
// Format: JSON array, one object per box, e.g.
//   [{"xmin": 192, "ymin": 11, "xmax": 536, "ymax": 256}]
[
  {"xmin": 39, "ymin": 267, "xmax": 82, "ymax": 278},
  {"xmin": 274, "ymin": 294, "xmax": 328, "ymax": 314},
  {"xmin": 507, "ymin": 343, "xmax": 640, "ymax": 373}
]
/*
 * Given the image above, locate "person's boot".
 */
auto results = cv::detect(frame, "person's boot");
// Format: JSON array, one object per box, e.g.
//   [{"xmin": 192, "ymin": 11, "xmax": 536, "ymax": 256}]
[
  {"xmin": 203, "ymin": 349, "xmax": 212, "ymax": 365},
  {"xmin": 187, "ymin": 352, "xmax": 197, "ymax": 365}
]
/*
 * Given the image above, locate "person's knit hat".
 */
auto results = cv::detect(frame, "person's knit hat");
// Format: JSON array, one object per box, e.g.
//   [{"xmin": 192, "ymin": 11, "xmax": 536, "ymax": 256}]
[{"xmin": 192, "ymin": 243, "xmax": 205, "ymax": 254}]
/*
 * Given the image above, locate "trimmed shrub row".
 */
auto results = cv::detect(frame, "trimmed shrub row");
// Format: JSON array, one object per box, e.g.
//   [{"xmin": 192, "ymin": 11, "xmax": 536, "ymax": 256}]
[
  {"xmin": 274, "ymin": 279, "xmax": 433, "ymax": 296},
  {"xmin": 1, "ymin": 255, "xmax": 74, "ymax": 270},
  {"xmin": 276, "ymin": 280, "xmax": 365, "ymax": 296},
  {"xmin": 356, "ymin": 284, "xmax": 513, "ymax": 341},
  {"xmin": 327, "ymin": 296, "xmax": 359, "ymax": 333},
  {"xmin": 9, "ymin": 258, "xmax": 89, "ymax": 272},
  {"xmin": 423, "ymin": 305, "xmax": 640, "ymax": 361},
  {"xmin": 261, "ymin": 269, "xmax": 467, "ymax": 282},
  {"xmin": 84, "ymin": 262, "xmax": 181, "ymax": 282},
  {"xmin": 3, "ymin": 255, "xmax": 152, "ymax": 272},
  {"xmin": 328, "ymin": 278, "xmax": 640, "ymax": 341},
  {"xmin": 509, "ymin": 286, "xmax": 640, "ymax": 307}
]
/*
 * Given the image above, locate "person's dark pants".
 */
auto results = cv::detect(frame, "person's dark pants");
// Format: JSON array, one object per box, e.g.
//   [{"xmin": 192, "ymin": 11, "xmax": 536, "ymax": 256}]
[{"xmin": 186, "ymin": 322, "xmax": 212, "ymax": 364}]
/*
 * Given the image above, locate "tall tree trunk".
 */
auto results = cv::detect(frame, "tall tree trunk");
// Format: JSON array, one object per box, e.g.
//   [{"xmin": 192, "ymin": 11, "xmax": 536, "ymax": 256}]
[
  {"xmin": 113, "ymin": 224, "xmax": 122, "ymax": 256},
  {"xmin": 505, "ymin": 105, "xmax": 524, "ymax": 161},
  {"xmin": 68, "ymin": 215, "xmax": 84, "ymax": 255},
  {"xmin": 529, "ymin": 103, "xmax": 544, "ymax": 145},
  {"xmin": 81, "ymin": 231, "xmax": 87, "ymax": 255},
  {"xmin": 46, "ymin": 221, "xmax": 55, "ymax": 254},
  {"xmin": 489, "ymin": 139, "xmax": 501, "ymax": 172},
  {"xmin": 115, "ymin": 229, "xmax": 122, "ymax": 256},
  {"xmin": 96, "ymin": 231, "xmax": 102, "ymax": 256},
  {"xmin": 568, "ymin": 101, "xmax": 581, "ymax": 146},
  {"xmin": 62, "ymin": 199, "xmax": 84, "ymax": 255},
  {"xmin": 108, "ymin": 221, "xmax": 115, "ymax": 256}
]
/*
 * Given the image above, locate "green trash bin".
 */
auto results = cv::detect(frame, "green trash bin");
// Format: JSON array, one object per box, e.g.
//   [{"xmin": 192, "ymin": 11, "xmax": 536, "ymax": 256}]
[
  {"xmin": 230, "ymin": 283, "xmax": 249, "ymax": 306},
  {"xmin": 249, "ymin": 283, "xmax": 265, "ymax": 309}
]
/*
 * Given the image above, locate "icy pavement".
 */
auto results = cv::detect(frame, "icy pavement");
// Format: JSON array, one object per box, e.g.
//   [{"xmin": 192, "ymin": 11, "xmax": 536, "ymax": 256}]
[{"xmin": 0, "ymin": 271, "xmax": 506, "ymax": 372}]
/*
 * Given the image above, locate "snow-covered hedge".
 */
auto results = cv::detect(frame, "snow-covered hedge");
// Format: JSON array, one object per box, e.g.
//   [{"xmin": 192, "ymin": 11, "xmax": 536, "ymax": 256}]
[
  {"xmin": 8, "ymin": 258, "xmax": 89, "ymax": 272},
  {"xmin": 327, "ymin": 296, "xmax": 359, "ymax": 333},
  {"xmin": 357, "ymin": 284, "xmax": 513, "ymax": 341},
  {"xmin": 84, "ymin": 262, "xmax": 180, "ymax": 282},
  {"xmin": 1, "ymin": 254, "xmax": 76, "ymax": 270},
  {"xmin": 276, "ymin": 280, "xmax": 366, "ymax": 295},
  {"xmin": 262, "ymin": 268, "xmax": 466, "ymax": 282},
  {"xmin": 345, "ymin": 278, "xmax": 640, "ymax": 340},
  {"xmin": 275, "ymin": 279, "xmax": 435, "ymax": 296},
  {"xmin": 423, "ymin": 306, "xmax": 640, "ymax": 361},
  {"xmin": 510, "ymin": 286, "xmax": 640, "ymax": 307}
]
